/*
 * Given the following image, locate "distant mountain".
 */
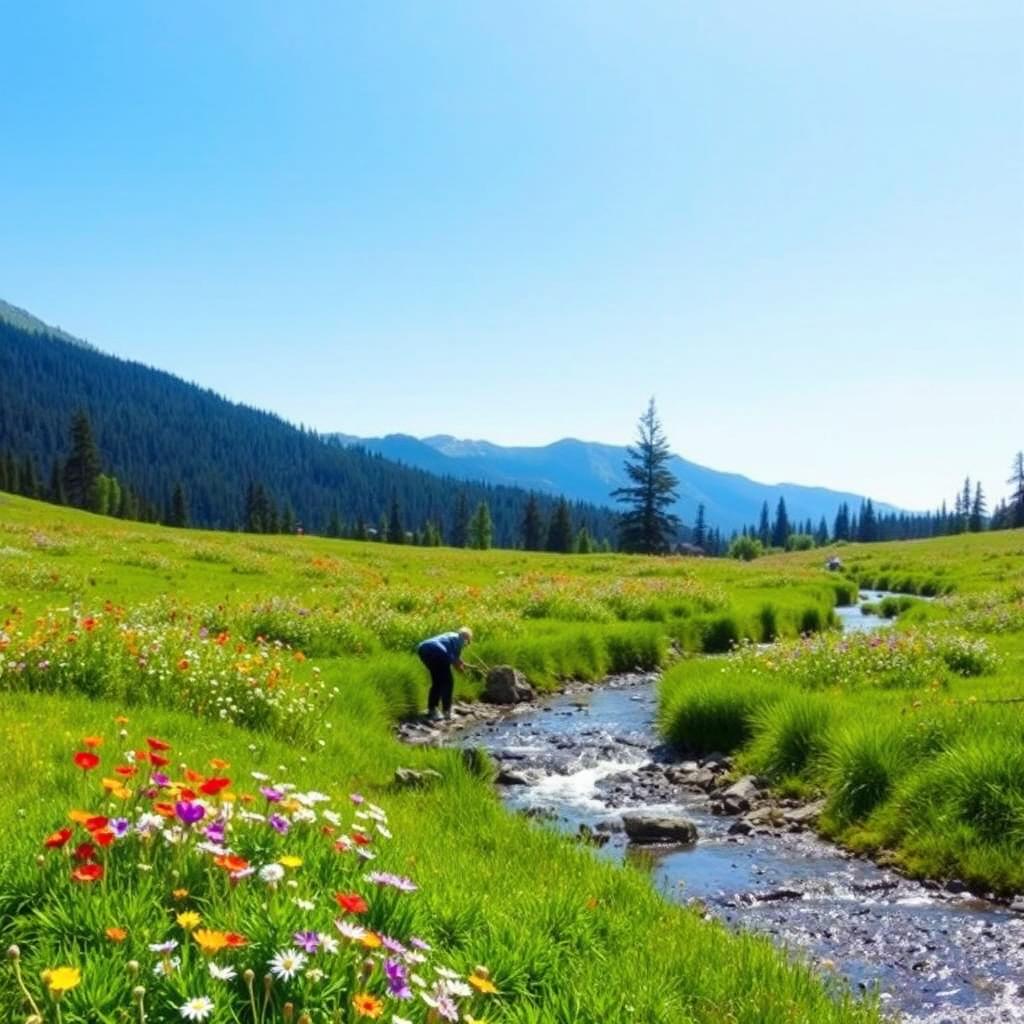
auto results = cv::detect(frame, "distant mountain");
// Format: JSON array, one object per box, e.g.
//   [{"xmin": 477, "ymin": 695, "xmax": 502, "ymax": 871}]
[
  {"xmin": 0, "ymin": 303, "xmax": 616, "ymax": 545},
  {"xmin": 335, "ymin": 433, "xmax": 901, "ymax": 535}
]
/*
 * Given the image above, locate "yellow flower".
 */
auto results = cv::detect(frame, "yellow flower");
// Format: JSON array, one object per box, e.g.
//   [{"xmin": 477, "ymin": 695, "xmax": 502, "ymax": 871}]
[
  {"xmin": 194, "ymin": 929, "xmax": 229, "ymax": 954},
  {"xmin": 172, "ymin": 888, "xmax": 190, "ymax": 901},
  {"xmin": 468, "ymin": 970, "xmax": 498, "ymax": 995},
  {"xmin": 278, "ymin": 855, "xmax": 302, "ymax": 869},
  {"xmin": 42, "ymin": 966, "xmax": 81, "ymax": 995},
  {"xmin": 176, "ymin": 911, "xmax": 202, "ymax": 931},
  {"xmin": 359, "ymin": 931, "xmax": 382, "ymax": 949}
]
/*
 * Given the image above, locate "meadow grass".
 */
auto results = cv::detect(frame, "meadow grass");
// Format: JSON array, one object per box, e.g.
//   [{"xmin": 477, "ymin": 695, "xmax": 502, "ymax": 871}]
[{"xmin": 0, "ymin": 494, "xmax": 891, "ymax": 1022}]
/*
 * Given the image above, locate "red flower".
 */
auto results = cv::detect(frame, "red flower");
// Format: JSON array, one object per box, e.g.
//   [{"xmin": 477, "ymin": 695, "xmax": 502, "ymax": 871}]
[
  {"xmin": 199, "ymin": 777, "xmax": 231, "ymax": 795},
  {"xmin": 146, "ymin": 737, "xmax": 171, "ymax": 752},
  {"xmin": 71, "ymin": 863, "xmax": 104, "ymax": 883},
  {"xmin": 92, "ymin": 828, "xmax": 115, "ymax": 847},
  {"xmin": 85, "ymin": 816, "xmax": 109, "ymax": 832},
  {"xmin": 334, "ymin": 892, "xmax": 369, "ymax": 915},
  {"xmin": 73, "ymin": 842, "xmax": 97, "ymax": 862},
  {"xmin": 114, "ymin": 765, "xmax": 137, "ymax": 777},
  {"xmin": 149, "ymin": 753, "xmax": 170, "ymax": 768},
  {"xmin": 82, "ymin": 617, "xmax": 98, "ymax": 632},
  {"xmin": 214, "ymin": 854, "xmax": 249, "ymax": 873},
  {"xmin": 44, "ymin": 828, "xmax": 73, "ymax": 849},
  {"xmin": 352, "ymin": 831, "xmax": 372, "ymax": 847},
  {"xmin": 73, "ymin": 751, "xmax": 100, "ymax": 771},
  {"xmin": 224, "ymin": 932, "xmax": 248, "ymax": 947},
  {"xmin": 185, "ymin": 769, "xmax": 205, "ymax": 784}
]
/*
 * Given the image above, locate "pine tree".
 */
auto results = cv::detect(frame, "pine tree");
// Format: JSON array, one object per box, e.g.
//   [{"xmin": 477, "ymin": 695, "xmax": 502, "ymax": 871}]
[
  {"xmin": 468, "ymin": 502, "xmax": 493, "ymax": 550},
  {"xmin": 758, "ymin": 501, "xmax": 771, "ymax": 547},
  {"xmin": 693, "ymin": 504, "xmax": 707, "ymax": 549},
  {"xmin": 19, "ymin": 455, "xmax": 40, "ymax": 499},
  {"xmin": 63, "ymin": 410, "xmax": 101, "ymax": 509},
  {"xmin": 1009, "ymin": 452, "xmax": 1024, "ymax": 529},
  {"xmin": 281, "ymin": 502, "xmax": 296, "ymax": 535},
  {"xmin": 611, "ymin": 398, "xmax": 680, "ymax": 554},
  {"xmin": 521, "ymin": 493, "xmax": 543, "ymax": 551},
  {"xmin": 326, "ymin": 505, "xmax": 342, "ymax": 538},
  {"xmin": 386, "ymin": 497, "xmax": 405, "ymax": 543},
  {"xmin": 353, "ymin": 517, "xmax": 369, "ymax": 541},
  {"xmin": 48, "ymin": 459, "xmax": 66, "ymax": 505},
  {"xmin": 771, "ymin": 497, "xmax": 790, "ymax": 548},
  {"xmin": 815, "ymin": 517, "xmax": 829, "ymax": 546},
  {"xmin": 451, "ymin": 491, "xmax": 471, "ymax": 548},
  {"xmin": 169, "ymin": 482, "xmax": 188, "ymax": 528},
  {"xmin": 546, "ymin": 497, "xmax": 574, "ymax": 553},
  {"xmin": 574, "ymin": 526, "xmax": 593, "ymax": 554},
  {"xmin": 968, "ymin": 482, "xmax": 986, "ymax": 533}
]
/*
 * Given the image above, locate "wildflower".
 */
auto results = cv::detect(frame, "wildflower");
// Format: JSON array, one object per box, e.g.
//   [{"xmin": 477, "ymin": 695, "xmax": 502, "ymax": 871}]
[
  {"xmin": 110, "ymin": 818, "xmax": 131, "ymax": 837},
  {"xmin": 172, "ymin": 888, "xmax": 190, "ymax": 900},
  {"xmin": 176, "ymin": 801, "xmax": 206, "ymax": 826},
  {"xmin": 267, "ymin": 813, "xmax": 290, "ymax": 835},
  {"xmin": 334, "ymin": 892, "xmax": 368, "ymax": 915},
  {"xmin": 42, "ymin": 966, "xmax": 81, "ymax": 996},
  {"xmin": 154, "ymin": 957, "xmax": 181, "ymax": 977},
  {"xmin": 468, "ymin": 970, "xmax": 498, "ymax": 995},
  {"xmin": 177, "ymin": 658, "xmax": 190, "ymax": 671},
  {"xmin": 269, "ymin": 950, "xmax": 307, "ymax": 981},
  {"xmin": 106, "ymin": 927, "xmax": 128, "ymax": 942},
  {"xmin": 293, "ymin": 897, "xmax": 315, "ymax": 912},
  {"xmin": 259, "ymin": 863, "xmax": 285, "ymax": 885},
  {"xmin": 279, "ymin": 855, "xmax": 302, "ymax": 869},
  {"xmin": 146, "ymin": 737, "xmax": 172, "ymax": 752},
  {"xmin": 208, "ymin": 963, "xmax": 236, "ymax": 981},
  {"xmin": 365, "ymin": 871, "xmax": 417, "ymax": 893},
  {"xmin": 385, "ymin": 959, "xmax": 412, "ymax": 999},
  {"xmin": 353, "ymin": 993, "xmax": 384, "ymax": 1018},
  {"xmin": 318, "ymin": 933, "xmax": 339, "ymax": 954},
  {"xmin": 199, "ymin": 777, "xmax": 231, "ymax": 796},
  {"xmin": 306, "ymin": 966, "xmax": 326, "ymax": 982},
  {"xmin": 292, "ymin": 931, "xmax": 320, "ymax": 954},
  {"xmin": 224, "ymin": 932, "xmax": 248, "ymax": 948},
  {"xmin": 82, "ymin": 735, "xmax": 104, "ymax": 748},
  {"xmin": 176, "ymin": 911, "xmax": 202, "ymax": 931},
  {"xmin": 149, "ymin": 940, "xmax": 179, "ymax": 954},
  {"xmin": 178, "ymin": 995, "xmax": 214, "ymax": 1021},
  {"xmin": 214, "ymin": 854, "xmax": 249, "ymax": 873},
  {"xmin": 360, "ymin": 932, "xmax": 382, "ymax": 950},
  {"xmin": 335, "ymin": 920, "xmax": 367, "ymax": 942},
  {"xmin": 209, "ymin": 757, "xmax": 230, "ymax": 770},
  {"xmin": 260, "ymin": 786, "xmax": 283, "ymax": 802},
  {"xmin": 193, "ymin": 930, "xmax": 228, "ymax": 955},
  {"xmin": 44, "ymin": 828, "xmax": 72, "ymax": 849},
  {"xmin": 74, "ymin": 751, "xmax": 100, "ymax": 771},
  {"xmin": 71, "ymin": 863, "xmax": 103, "ymax": 883}
]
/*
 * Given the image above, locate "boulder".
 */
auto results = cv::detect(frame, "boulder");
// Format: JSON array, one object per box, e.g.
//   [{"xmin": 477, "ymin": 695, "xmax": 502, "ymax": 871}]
[
  {"xmin": 482, "ymin": 665, "xmax": 535, "ymax": 705},
  {"xmin": 622, "ymin": 812, "xmax": 698, "ymax": 846},
  {"xmin": 783, "ymin": 798, "xmax": 826, "ymax": 827}
]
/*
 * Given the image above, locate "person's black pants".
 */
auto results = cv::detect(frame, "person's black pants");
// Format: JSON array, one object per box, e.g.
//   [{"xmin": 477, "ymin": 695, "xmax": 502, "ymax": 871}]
[{"xmin": 419, "ymin": 647, "xmax": 453, "ymax": 714}]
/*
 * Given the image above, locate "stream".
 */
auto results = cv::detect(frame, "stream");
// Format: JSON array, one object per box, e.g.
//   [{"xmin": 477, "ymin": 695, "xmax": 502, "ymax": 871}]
[{"xmin": 452, "ymin": 593, "xmax": 1024, "ymax": 1023}]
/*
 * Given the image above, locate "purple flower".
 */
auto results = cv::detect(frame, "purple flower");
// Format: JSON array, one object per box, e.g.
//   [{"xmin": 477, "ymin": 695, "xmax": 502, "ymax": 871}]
[
  {"xmin": 260, "ymin": 786, "xmax": 284, "ymax": 803},
  {"xmin": 381, "ymin": 935, "xmax": 407, "ymax": 956},
  {"xmin": 204, "ymin": 820, "xmax": 226, "ymax": 845},
  {"xmin": 293, "ymin": 930, "xmax": 320, "ymax": 954},
  {"xmin": 365, "ymin": 871, "xmax": 418, "ymax": 893},
  {"xmin": 199, "ymin": 626, "xmax": 209, "ymax": 639},
  {"xmin": 267, "ymin": 813, "xmax": 290, "ymax": 835},
  {"xmin": 110, "ymin": 817, "xmax": 131, "ymax": 838},
  {"xmin": 349, "ymin": 793, "xmax": 364, "ymax": 805},
  {"xmin": 410, "ymin": 936, "xmax": 431, "ymax": 951},
  {"xmin": 151, "ymin": 772, "xmax": 171, "ymax": 788},
  {"xmin": 385, "ymin": 958, "xmax": 412, "ymax": 999},
  {"xmin": 175, "ymin": 801, "xmax": 205, "ymax": 826},
  {"xmin": 434, "ymin": 991, "xmax": 459, "ymax": 1021}
]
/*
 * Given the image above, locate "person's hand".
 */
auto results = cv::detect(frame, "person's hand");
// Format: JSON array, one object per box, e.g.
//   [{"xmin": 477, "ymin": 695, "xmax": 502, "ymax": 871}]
[{"xmin": 455, "ymin": 660, "xmax": 466, "ymax": 672}]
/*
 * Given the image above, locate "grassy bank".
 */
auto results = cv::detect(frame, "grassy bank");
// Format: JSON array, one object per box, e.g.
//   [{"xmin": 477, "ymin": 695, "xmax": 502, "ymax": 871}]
[
  {"xmin": 660, "ymin": 532, "xmax": 1024, "ymax": 893},
  {"xmin": 0, "ymin": 493, "xmax": 884, "ymax": 1023}
]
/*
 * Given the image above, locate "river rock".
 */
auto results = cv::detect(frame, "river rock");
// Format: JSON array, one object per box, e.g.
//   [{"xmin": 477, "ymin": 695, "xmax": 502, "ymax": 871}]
[
  {"xmin": 495, "ymin": 767, "xmax": 533, "ymax": 786},
  {"xmin": 716, "ymin": 775, "xmax": 759, "ymax": 814},
  {"xmin": 482, "ymin": 665, "xmax": 535, "ymax": 705},
  {"xmin": 783, "ymin": 798, "xmax": 827, "ymax": 827},
  {"xmin": 622, "ymin": 812, "xmax": 698, "ymax": 845}
]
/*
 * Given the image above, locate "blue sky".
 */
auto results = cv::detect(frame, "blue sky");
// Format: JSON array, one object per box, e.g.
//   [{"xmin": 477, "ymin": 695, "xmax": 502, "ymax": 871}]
[{"xmin": 1, "ymin": 2, "xmax": 1020, "ymax": 511}]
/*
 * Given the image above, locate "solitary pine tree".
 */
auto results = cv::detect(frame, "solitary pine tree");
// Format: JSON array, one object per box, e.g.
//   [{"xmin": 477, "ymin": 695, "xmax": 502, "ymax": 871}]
[
  {"xmin": 63, "ymin": 410, "xmax": 101, "ymax": 509},
  {"xmin": 521, "ymin": 493, "xmax": 543, "ymax": 550},
  {"xmin": 611, "ymin": 399, "xmax": 680, "ymax": 554},
  {"xmin": 468, "ymin": 501, "xmax": 493, "ymax": 550}
]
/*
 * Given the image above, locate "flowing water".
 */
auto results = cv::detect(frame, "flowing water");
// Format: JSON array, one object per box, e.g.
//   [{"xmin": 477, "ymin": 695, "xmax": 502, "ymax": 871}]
[{"xmin": 454, "ymin": 594, "xmax": 1024, "ymax": 1023}]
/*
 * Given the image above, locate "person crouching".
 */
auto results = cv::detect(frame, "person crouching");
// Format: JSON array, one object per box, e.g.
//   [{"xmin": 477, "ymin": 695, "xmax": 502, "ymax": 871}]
[{"xmin": 416, "ymin": 626, "xmax": 473, "ymax": 722}]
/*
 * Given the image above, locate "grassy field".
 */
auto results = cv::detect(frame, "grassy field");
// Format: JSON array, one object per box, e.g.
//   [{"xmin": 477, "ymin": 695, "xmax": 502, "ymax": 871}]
[
  {"xmin": 0, "ymin": 492, "xmax": 892, "ymax": 1024},
  {"xmin": 660, "ymin": 530, "xmax": 1024, "ymax": 894}
]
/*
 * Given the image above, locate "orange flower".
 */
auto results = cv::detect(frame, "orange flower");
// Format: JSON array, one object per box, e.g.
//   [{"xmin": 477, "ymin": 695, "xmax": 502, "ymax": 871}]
[
  {"xmin": 193, "ymin": 929, "xmax": 229, "ymax": 954},
  {"xmin": 44, "ymin": 827, "xmax": 73, "ymax": 849},
  {"xmin": 114, "ymin": 715, "xmax": 129, "ymax": 725},
  {"xmin": 71, "ymin": 863, "xmax": 104, "ymax": 883},
  {"xmin": 214, "ymin": 854, "xmax": 249, "ymax": 873},
  {"xmin": 172, "ymin": 888, "xmax": 190, "ymax": 901},
  {"xmin": 177, "ymin": 658, "xmax": 190, "ymax": 671},
  {"xmin": 215, "ymin": 631, "xmax": 229, "ymax": 646},
  {"xmin": 105, "ymin": 927, "xmax": 127, "ymax": 942},
  {"xmin": 68, "ymin": 809, "xmax": 96, "ymax": 825},
  {"xmin": 154, "ymin": 803, "xmax": 177, "ymax": 818},
  {"xmin": 82, "ymin": 735, "xmax": 104, "ymax": 748},
  {"xmin": 73, "ymin": 751, "xmax": 100, "ymax": 771},
  {"xmin": 353, "ymin": 993, "xmax": 383, "ymax": 1018},
  {"xmin": 82, "ymin": 616, "xmax": 98, "ymax": 631},
  {"xmin": 209, "ymin": 758, "xmax": 230, "ymax": 770},
  {"xmin": 224, "ymin": 932, "xmax": 248, "ymax": 948}
]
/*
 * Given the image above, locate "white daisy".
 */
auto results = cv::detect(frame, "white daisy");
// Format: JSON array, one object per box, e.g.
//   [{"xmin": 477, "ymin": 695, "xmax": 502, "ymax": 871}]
[
  {"xmin": 268, "ymin": 949, "xmax": 307, "ymax": 981},
  {"xmin": 318, "ymin": 933, "xmax": 339, "ymax": 954},
  {"xmin": 179, "ymin": 995, "xmax": 214, "ymax": 1021},
  {"xmin": 153, "ymin": 956, "xmax": 181, "ymax": 977},
  {"xmin": 259, "ymin": 863, "xmax": 285, "ymax": 885},
  {"xmin": 208, "ymin": 962, "xmax": 236, "ymax": 981}
]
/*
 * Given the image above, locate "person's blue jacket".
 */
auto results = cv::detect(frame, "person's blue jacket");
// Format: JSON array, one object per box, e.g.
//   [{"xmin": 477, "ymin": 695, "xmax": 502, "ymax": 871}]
[{"xmin": 417, "ymin": 631, "xmax": 465, "ymax": 665}]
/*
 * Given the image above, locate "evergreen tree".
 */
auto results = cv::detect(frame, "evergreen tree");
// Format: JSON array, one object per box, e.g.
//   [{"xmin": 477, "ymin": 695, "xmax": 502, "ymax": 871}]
[
  {"xmin": 281, "ymin": 502, "xmax": 296, "ymax": 535},
  {"xmin": 63, "ymin": 410, "xmax": 101, "ymax": 509},
  {"xmin": 326, "ymin": 505, "xmax": 342, "ymax": 538},
  {"xmin": 574, "ymin": 526, "xmax": 593, "ymax": 554},
  {"xmin": 693, "ymin": 503, "xmax": 707, "ymax": 549},
  {"xmin": 19, "ymin": 455, "xmax": 40, "ymax": 499},
  {"xmin": 815, "ymin": 517, "xmax": 829, "ymax": 546},
  {"xmin": 833, "ymin": 503, "xmax": 849, "ymax": 541},
  {"xmin": 770, "ymin": 497, "xmax": 790, "ymax": 548},
  {"xmin": 1009, "ymin": 452, "xmax": 1024, "ymax": 529},
  {"xmin": 94, "ymin": 474, "xmax": 113, "ymax": 515},
  {"xmin": 546, "ymin": 497, "xmax": 574, "ymax": 554},
  {"xmin": 451, "ymin": 491, "xmax": 471, "ymax": 548},
  {"xmin": 858, "ymin": 499, "xmax": 878, "ymax": 542},
  {"xmin": 468, "ymin": 501, "xmax": 493, "ymax": 550},
  {"xmin": 969, "ymin": 482, "xmax": 986, "ymax": 533},
  {"xmin": 377, "ymin": 512, "xmax": 388, "ymax": 541},
  {"xmin": 169, "ymin": 482, "xmax": 188, "ymax": 528},
  {"xmin": 521, "ymin": 493, "xmax": 544, "ymax": 551},
  {"xmin": 757, "ymin": 501, "xmax": 771, "ymax": 547},
  {"xmin": 353, "ymin": 517, "xmax": 368, "ymax": 541},
  {"xmin": 386, "ymin": 496, "xmax": 405, "ymax": 543},
  {"xmin": 611, "ymin": 398, "xmax": 680, "ymax": 554}
]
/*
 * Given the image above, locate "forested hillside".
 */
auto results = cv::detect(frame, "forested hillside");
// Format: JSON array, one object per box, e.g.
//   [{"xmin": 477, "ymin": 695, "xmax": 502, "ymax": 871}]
[{"xmin": 0, "ymin": 317, "xmax": 616, "ymax": 545}]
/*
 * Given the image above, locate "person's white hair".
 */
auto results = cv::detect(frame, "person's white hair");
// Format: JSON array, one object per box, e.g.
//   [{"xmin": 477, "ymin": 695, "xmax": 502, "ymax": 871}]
[{"xmin": 458, "ymin": 626, "xmax": 473, "ymax": 643}]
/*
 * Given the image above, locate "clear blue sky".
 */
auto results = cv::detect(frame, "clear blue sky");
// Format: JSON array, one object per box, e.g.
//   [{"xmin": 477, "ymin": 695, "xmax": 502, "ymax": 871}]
[{"xmin": 2, "ymin": 2, "xmax": 1021, "ymax": 511}]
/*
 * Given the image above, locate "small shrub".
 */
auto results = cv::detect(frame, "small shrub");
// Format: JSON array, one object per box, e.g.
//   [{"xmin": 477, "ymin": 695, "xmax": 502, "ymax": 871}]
[{"xmin": 747, "ymin": 694, "xmax": 834, "ymax": 777}]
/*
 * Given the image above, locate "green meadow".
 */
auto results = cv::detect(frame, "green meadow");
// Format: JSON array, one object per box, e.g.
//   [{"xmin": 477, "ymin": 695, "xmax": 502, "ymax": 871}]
[{"xmin": 2, "ymin": 492, "xmax": 1021, "ymax": 1022}]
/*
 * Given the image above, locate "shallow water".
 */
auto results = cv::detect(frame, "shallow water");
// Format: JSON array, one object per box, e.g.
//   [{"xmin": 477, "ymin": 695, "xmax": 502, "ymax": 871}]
[{"xmin": 455, "ymin": 598, "xmax": 1023, "ymax": 1023}]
